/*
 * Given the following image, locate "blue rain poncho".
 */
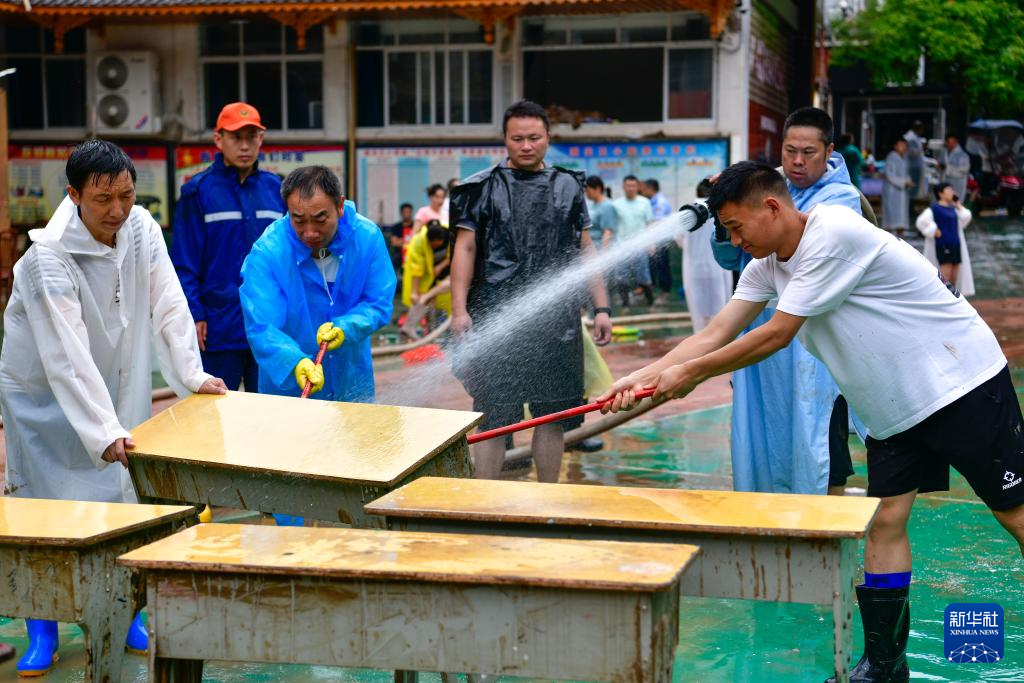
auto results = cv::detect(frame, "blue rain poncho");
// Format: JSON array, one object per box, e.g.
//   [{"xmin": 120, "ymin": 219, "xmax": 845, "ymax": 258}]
[
  {"xmin": 711, "ymin": 153, "xmax": 862, "ymax": 494},
  {"xmin": 239, "ymin": 201, "xmax": 395, "ymax": 402}
]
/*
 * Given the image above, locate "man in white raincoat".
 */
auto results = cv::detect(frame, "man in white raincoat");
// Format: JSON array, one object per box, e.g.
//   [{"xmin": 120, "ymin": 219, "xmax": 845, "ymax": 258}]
[
  {"xmin": 0, "ymin": 140, "xmax": 226, "ymax": 674},
  {"xmin": 941, "ymin": 133, "xmax": 971, "ymax": 199},
  {"xmin": 883, "ymin": 139, "xmax": 912, "ymax": 238}
]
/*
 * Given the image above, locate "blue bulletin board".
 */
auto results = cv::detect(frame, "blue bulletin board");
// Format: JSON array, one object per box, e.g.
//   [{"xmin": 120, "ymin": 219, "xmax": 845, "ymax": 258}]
[{"xmin": 356, "ymin": 139, "xmax": 729, "ymax": 226}]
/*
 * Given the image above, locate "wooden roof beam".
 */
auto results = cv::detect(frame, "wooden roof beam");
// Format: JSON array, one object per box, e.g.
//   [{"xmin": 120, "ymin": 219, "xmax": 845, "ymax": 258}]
[
  {"xmin": 24, "ymin": 13, "xmax": 92, "ymax": 54},
  {"xmin": 265, "ymin": 10, "xmax": 336, "ymax": 51},
  {"xmin": 451, "ymin": 6, "xmax": 522, "ymax": 45}
]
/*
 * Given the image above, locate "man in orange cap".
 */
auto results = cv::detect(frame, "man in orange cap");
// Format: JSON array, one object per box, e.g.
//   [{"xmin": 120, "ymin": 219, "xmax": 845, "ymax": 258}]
[{"xmin": 171, "ymin": 102, "xmax": 286, "ymax": 391}]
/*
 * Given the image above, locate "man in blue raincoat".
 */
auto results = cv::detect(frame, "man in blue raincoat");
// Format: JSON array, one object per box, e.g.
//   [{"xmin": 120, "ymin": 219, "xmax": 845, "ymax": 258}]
[
  {"xmin": 240, "ymin": 166, "xmax": 394, "ymax": 401},
  {"xmin": 711, "ymin": 107, "xmax": 863, "ymax": 495},
  {"xmin": 171, "ymin": 102, "xmax": 285, "ymax": 390}
]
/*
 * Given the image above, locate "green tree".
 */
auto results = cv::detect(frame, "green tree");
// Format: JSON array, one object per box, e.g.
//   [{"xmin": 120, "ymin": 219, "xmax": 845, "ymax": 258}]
[{"xmin": 833, "ymin": 0, "xmax": 1024, "ymax": 115}]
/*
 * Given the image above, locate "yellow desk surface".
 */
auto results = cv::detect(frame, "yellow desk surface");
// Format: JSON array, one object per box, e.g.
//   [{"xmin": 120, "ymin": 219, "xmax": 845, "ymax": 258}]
[
  {"xmin": 128, "ymin": 392, "xmax": 482, "ymax": 486},
  {"xmin": 366, "ymin": 478, "xmax": 880, "ymax": 539},
  {"xmin": 0, "ymin": 498, "xmax": 195, "ymax": 547},
  {"xmin": 118, "ymin": 523, "xmax": 698, "ymax": 592}
]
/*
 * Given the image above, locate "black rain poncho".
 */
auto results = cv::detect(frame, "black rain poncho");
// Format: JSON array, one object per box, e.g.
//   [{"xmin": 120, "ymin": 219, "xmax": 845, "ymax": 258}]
[{"xmin": 449, "ymin": 162, "xmax": 591, "ymax": 429}]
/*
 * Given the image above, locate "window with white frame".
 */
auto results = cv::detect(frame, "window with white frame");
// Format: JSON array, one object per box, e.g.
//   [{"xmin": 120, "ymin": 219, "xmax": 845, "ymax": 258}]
[
  {"xmin": 521, "ymin": 13, "xmax": 714, "ymax": 124},
  {"xmin": 199, "ymin": 21, "xmax": 324, "ymax": 131},
  {"xmin": 0, "ymin": 24, "xmax": 86, "ymax": 129},
  {"xmin": 354, "ymin": 19, "xmax": 494, "ymax": 128}
]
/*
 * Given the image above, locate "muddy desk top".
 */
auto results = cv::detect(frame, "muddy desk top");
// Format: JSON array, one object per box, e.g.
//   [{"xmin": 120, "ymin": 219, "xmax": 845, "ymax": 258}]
[
  {"xmin": 128, "ymin": 392, "xmax": 482, "ymax": 487},
  {"xmin": 119, "ymin": 523, "xmax": 699, "ymax": 592},
  {"xmin": 0, "ymin": 498, "xmax": 195, "ymax": 547},
  {"xmin": 365, "ymin": 477, "xmax": 880, "ymax": 539}
]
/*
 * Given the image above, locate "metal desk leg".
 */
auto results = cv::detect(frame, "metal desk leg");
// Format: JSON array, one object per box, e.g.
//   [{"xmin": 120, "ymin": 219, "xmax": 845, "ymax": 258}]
[
  {"xmin": 831, "ymin": 538, "xmax": 856, "ymax": 683},
  {"xmin": 150, "ymin": 656, "xmax": 204, "ymax": 683}
]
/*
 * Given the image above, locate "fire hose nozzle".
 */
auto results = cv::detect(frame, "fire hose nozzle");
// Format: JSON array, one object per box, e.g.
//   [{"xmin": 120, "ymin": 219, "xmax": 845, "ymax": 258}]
[{"xmin": 680, "ymin": 201, "xmax": 711, "ymax": 231}]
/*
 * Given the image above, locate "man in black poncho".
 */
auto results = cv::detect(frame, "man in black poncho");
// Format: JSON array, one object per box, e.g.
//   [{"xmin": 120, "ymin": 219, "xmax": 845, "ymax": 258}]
[{"xmin": 449, "ymin": 100, "xmax": 613, "ymax": 483}]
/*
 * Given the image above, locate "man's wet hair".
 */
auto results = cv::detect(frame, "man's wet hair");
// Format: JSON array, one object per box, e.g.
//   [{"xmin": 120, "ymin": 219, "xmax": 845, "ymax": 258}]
[
  {"xmin": 706, "ymin": 161, "xmax": 791, "ymax": 216},
  {"xmin": 502, "ymin": 99, "xmax": 549, "ymax": 135},
  {"xmin": 585, "ymin": 175, "xmax": 605, "ymax": 191},
  {"xmin": 66, "ymin": 139, "xmax": 137, "ymax": 193},
  {"xmin": 281, "ymin": 165, "xmax": 343, "ymax": 205},
  {"xmin": 644, "ymin": 178, "xmax": 660, "ymax": 192},
  {"xmin": 783, "ymin": 106, "xmax": 835, "ymax": 147},
  {"xmin": 426, "ymin": 220, "xmax": 449, "ymax": 246}
]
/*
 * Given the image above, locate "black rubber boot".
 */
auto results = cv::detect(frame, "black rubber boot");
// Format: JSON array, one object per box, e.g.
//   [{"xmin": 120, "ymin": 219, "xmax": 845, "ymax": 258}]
[{"xmin": 825, "ymin": 585, "xmax": 910, "ymax": 683}]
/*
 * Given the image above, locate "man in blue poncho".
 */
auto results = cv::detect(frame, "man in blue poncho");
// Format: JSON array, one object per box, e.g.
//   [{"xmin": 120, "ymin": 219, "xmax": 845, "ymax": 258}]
[
  {"xmin": 711, "ymin": 107, "xmax": 863, "ymax": 495},
  {"xmin": 240, "ymin": 166, "xmax": 395, "ymax": 402}
]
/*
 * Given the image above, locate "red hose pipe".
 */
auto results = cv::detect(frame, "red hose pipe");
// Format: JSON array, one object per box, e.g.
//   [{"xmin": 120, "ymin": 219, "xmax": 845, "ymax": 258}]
[
  {"xmin": 300, "ymin": 341, "xmax": 330, "ymax": 399},
  {"xmin": 467, "ymin": 388, "xmax": 658, "ymax": 445}
]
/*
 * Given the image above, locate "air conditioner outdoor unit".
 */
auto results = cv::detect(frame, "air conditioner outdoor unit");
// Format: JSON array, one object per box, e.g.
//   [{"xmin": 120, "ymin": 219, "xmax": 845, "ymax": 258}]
[{"xmin": 93, "ymin": 51, "xmax": 160, "ymax": 135}]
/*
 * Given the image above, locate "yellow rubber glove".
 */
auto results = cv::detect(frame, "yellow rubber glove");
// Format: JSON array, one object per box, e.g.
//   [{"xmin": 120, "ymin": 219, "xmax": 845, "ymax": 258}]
[
  {"xmin": 316, "ymin": 322, "xmax": 345, "ymax": 351},
  {"xmin": 294, "ymin": 358, "xmax": 325, "ymax": 395}
]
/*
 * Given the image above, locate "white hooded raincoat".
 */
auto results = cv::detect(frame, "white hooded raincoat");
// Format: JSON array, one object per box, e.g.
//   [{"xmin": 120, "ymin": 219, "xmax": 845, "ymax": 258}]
[{"xmin": 1, "ymin": 197, "xmax": 210, "ymax": 502}]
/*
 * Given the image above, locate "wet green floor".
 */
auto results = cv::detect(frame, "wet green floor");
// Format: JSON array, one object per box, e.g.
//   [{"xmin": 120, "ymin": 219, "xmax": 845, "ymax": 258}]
[{"xmin": 1, "ymin": 218, "xmax": 1023, "ymax": 681}]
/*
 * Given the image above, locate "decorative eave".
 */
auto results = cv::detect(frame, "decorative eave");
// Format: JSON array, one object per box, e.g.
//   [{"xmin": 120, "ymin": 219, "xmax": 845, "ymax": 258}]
[{"xmin": 1, "ymin": 0, "xmax": 734, "ymax": 52}]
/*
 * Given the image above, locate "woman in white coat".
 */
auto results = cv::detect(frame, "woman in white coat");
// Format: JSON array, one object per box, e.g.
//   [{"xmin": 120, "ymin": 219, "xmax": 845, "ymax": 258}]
[
  {"xmin": 915, "ymin": 182, "xmax": 975, "ymax": 297},
  {"xmin": 0, "ymin": 141, "xmax": 226, "ymax": 674}
]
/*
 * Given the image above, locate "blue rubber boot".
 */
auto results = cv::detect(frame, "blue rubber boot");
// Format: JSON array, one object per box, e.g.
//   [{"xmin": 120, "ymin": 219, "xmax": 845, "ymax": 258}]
[
  {"xmin": 272, "ymin": 513, "xmax": 305, "ymax": 526},
  {"xmin": 125, "ymin": 611, "xmax": 148, "ymax": 654},
  {"xmin": 16, "ymin": 619, "xmax": 58, "ymax": 677}
]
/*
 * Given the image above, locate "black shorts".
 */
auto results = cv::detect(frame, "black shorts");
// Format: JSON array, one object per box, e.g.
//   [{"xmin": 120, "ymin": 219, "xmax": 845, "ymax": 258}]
[
  {"xmin": 865, "ymin": 366, "xmax": 1024, "ymax": 510},
  {"xmin": 937, "ymin": 242, "xmax": 962, "ymax": 265},
  {"xmin": 473, "ymin": 395, "xmax": 585, "ymax": 433}
]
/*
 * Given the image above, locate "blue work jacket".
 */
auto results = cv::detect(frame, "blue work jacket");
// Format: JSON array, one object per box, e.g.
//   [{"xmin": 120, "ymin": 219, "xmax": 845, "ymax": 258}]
[
  {"xmin": 239, "ymin": 201, "xmax": 396, "ymax": 402},
  {"xmin": 170, "ymin": 154, "xmax": 285, "ymax": 351}
]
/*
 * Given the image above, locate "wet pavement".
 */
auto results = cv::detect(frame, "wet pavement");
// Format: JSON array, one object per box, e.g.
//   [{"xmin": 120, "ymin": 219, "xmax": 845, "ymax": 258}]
[{"xmin": 1, "ymin": 217, "xmax": 1023, "ymax": 681}]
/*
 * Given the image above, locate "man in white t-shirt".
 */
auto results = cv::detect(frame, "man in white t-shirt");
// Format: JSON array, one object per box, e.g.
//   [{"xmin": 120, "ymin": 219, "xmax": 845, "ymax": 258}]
[{"xmin": 600, "ymin": 160, "xmax": 1024, "ymax": 682}]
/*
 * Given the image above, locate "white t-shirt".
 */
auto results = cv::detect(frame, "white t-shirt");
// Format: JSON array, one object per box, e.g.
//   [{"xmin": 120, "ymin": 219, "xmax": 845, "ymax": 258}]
[{"xmin": 733, "ymin": 203, "xmax": 1005, "ymax": 439}]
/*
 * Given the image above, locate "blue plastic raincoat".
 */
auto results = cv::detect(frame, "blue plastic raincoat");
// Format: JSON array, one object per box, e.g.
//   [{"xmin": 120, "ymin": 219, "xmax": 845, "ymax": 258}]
[
  {"xmin": 239, "ymin": 201, "xmax": 395, "ymax": 402},
  {"xmin": 711, "ymin": 153, "xmax": 862, "ymax": 494}
]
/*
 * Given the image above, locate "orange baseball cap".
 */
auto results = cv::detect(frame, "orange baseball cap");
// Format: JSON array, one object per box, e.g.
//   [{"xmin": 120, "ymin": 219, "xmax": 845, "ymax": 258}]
[{"xmin": 216, "ymin": 102, "xmax": 266, "ymax": 132}]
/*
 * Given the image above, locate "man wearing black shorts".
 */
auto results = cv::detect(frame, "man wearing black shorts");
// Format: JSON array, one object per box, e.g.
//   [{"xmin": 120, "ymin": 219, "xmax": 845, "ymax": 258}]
[
  {"xmin": 603, "ymin": 161, "xmax": 1024, "ymax": 682},
  {"xmin": 450, "ymin": 100, "xmax": 613, "ymax": 482}
]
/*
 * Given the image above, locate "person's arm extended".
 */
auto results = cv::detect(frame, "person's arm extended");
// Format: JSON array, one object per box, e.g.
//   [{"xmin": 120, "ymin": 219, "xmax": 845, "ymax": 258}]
[
  {"xmin": 450, "ymin": 227, "xmax": 476, "ymax": 334},
  {"xmin": 580, "ymin": 229, "xmax": 612, "ymax": 345},
  {"xmin": 653, "ymin": 310, "xmax": 805, "ymax": 402},
  {"xmin": 598, "ymin": 298, "xmax": 767, "ymax": 410}
]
